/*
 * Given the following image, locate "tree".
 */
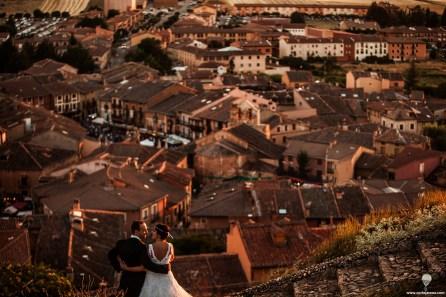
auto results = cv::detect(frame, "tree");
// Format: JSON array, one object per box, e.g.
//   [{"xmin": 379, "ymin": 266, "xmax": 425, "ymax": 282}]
[
  {"xmin": 290, "ymin": 11, "xmax": 305, "ymax": 24},
  {"xmin": 435, "ymin": 82, "xmax": 446, "ymax": 98},
  {"xmin": 62, "ymin": 11, "xmax": 70, "ymax": 18},
  {"xmin": 425, "ymin": 8, "xmax": 440, "ymax": 27},
  {"xmin": 107, "ymin": 9, "xmax": 120, "ymax": 19},
  {"xmin": 0, "ymin": 17, "xmax": 17, "ymax": 36},
  {"xmin": 34, "ymin": 39, "xmax": 58, "ymax": 61},
  {"xmin": 442, "ymin": 8, "xmax": 446, "ymax": 26},
  {"xmin": 297, "ymin": 151, "xmax": 309, "ymax": 178},
  {"xmin": 126, "ymin": 38, "xmax": 173, "ymax": 75},
  {"xmin": 408, "ymin": 6, "xmax": 426, "ymax": 27},
  {"xmin": 366, "ymin": 2, "xmax": 390, "ymax": 27},
  {"xmin": 33, "ymin": 9, "xmax": 45, "ymax": 19},
  {"xmin": 0, "ymin": 264, "xmax": 73, "ymax": 297},
  {"xmin": 51, "ymin": 11, "xmax": 61, "ymax": 18},
  {"xmin": 208, "ymin": 40, "xmax": 223, "ymax": 49},
  {"xmin": 0, "ymin": 39, "xmax": 20, "ymax": 72},
  {"xmin": 18, "ymin": 41, "xmax": 35, "ymax": 70},
  {"xmin": 404, "ymin": 59, "xmax": 417, "ymax": 92},
  {"xmin": 69, "ymin": 34, "xmax": 77, "ymax": 45},
  {"xmin": 113, "ymin": 28, "xmax": 128, "ymax": 43},
  {"xmin": 61, "ymin": 45, "xmax": 96, "ymax": 73},
  {"xmin": 76, "ymin": 17, "xmax": 108, "ymax": 29}
]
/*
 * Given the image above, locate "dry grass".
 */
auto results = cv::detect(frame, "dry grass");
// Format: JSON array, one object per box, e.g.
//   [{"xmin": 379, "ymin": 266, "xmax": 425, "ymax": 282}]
[
  {"xmin": 305, "ymin": 190, "xmax": 446, "ymax": 266},
  {"xmin": 415, "ymin": 190, "xmax": 446, "ymax": 210}
]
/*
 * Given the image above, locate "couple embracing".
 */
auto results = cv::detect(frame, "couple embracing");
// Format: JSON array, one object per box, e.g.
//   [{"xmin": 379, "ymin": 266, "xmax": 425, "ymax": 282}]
[{"xmin": 108, "ymin": 221, "xmax": 192, "ymax": 297}]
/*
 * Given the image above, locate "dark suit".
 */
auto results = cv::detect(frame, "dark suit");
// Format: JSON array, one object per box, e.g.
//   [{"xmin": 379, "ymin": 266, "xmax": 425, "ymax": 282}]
[{"xmin": 108, "ymin": 237, "xmax": 169, "ymax": 297}]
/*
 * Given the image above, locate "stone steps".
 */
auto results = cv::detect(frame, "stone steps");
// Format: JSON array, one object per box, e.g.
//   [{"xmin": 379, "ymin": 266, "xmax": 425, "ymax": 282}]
[
  {"xmin": 293, "ymin": 278, "xmax": 339, "ymax": 297},
  {"xmin": 337, "ymin": 263, "xmax": 383, "ymax": 296},
  {"xmin": 378, "ymin": 251, "xmax": 423, "ymax": 282},
  {"xmin": 290, "ymin": 241, "xmax": 446, "ymax": 296},
  {"xmin": 418, "ymin": 242, "xmax": 446, "ymax": 276}
]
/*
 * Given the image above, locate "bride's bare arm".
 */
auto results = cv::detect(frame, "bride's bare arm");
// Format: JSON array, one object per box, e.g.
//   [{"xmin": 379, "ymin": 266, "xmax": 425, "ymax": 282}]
[
  {"xmin": 118, "ymin": 257, "xmax": 146, "ymax": 272},
  {"xmin": 124, "ymin": 265, "xmax": 146, "ymax": 272},
  {"xmin": 170, "ymin": 244, "xmax": 175, "ymax": 263}
]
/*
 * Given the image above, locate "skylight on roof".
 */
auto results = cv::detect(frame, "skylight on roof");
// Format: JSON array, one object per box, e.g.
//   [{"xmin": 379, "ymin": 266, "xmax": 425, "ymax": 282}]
[
  {"xmin": 278, "ymin": 209, "xmax": 287, "ymax": 214},
  {"xmin": 383, "ymin": 187, "xmax": 401, "ymax": 193}
]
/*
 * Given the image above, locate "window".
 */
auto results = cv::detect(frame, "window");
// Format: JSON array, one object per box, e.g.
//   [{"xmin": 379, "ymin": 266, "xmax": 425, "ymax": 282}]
[
  {"xmin": 151, "ymin": 204, "xmax": 158, "ymax": 217},
  {"xmin": 283, "ymin": 136, "xmax": 287, "ymax": 143},
  {"xmin": 400, "ymin": 124, "xmax": 403, "ymax": 130},
  {"xmin": 277, "ymin": 126, "xmax": 280, "ymax": 132},
  {"xmin": 410, "ymin": 124, "xmax": 415, "ymax": 130},
  {"xmin": 288, "ymin": 155, "xmax": 293, "ymax": 162},
  {"xmin": 317, "ymin": 159, "xmax": 322, "ymax": 165},
  {"xmin": 142, "ymin": 208, "xmax": 149, "ymax": 219}
]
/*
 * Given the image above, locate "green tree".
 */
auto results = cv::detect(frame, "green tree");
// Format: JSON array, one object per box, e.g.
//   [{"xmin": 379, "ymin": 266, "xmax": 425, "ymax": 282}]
[
  {"xmin": 62, "ymin": 11, "xmax": 70, "ymax": 18},
  {"xmin": 125, "ymin": 38, "xmax": 173, "ymax": 74},
  {"xmin": 0, "ymin": 18, "xmax": 16, "ymax": 36},
  {"xmin": 0, "ymin": 39, "xmax": 20, "ymax": 72},
  {"xmin": 442, "ymin": 8, "xmax": 446, "ymax": 26},
  {"xmin": 61, "ymin": 45, "xmax": 96, "ymax": 73},
  {"xmin": 290, "ymin": 11, "xmax": 305, "ymax": 24},
  {"xmin": 51, "ymin": 11, "xmax": 61, "ymax": 18},
  {"xmin": 435, "ymin": 82, "xmax": 446, "ymax": 98},
  {"xmin": 408, "ymin": 6, "xmax": 426, "ymax": 26},
  {"xmin": 366, "ymin": 2, "xmax": 390, "ymax": 27},
  {"xmin": 34, "ymin": 39, "xmax": 58, "ymax": 61},
  {"xmin": 297, "ymin": 150, "xmax": 309, "ymax": 178},
  {"xmin": 113, "ymin": 28, "xmax": 128, "ymax": 43},
  {"xmin": 76, "ymin": 17, "xmax": 108, "ymax": 29},
  {"xmin": 69, "ymin": 34, "xmax": 77, "ymax": 45},
  {"xmin": 0, "ymin": 264, "xmax": 73, "ymax": 297},
  {"xmin": 208, "ymin": 40, "xmax": 223, "ymax": 49},
  {"xmin": 404, "ymin": 59, "xmax": 417, "ymax": 92},
  {"xmin": 33, "ymin": 9, "xmax": 45, "ymax": 19},
  {"xmin": 18, "ymin": 41, "xmax": 35, "ymax": 70},
  {"xmin": 107, "ymin": 9, "xmax": 119, "ymax": 19},
  {"xmin": 279, "ymin": 56, "xmax": 312, "ymax": 70},
  {"xmin": 425, "ymin": 8, "xmax": 439, "ymax": 27}
]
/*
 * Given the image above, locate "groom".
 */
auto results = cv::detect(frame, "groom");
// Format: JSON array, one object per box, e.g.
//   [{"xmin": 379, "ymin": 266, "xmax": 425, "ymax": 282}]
[{"xmin": 108, "ymin": 221, "xmax": 170, "ymax": 297}]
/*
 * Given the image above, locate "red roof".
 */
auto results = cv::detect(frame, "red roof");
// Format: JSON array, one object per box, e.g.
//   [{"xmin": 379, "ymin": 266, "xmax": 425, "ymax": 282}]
[
  {"xmin": 389, "ymin": 147, "xmax": 443, "ymax": 170},
  {"xmin": 237, "ymin": 221, "xmax": 331, "ymax": 268}
]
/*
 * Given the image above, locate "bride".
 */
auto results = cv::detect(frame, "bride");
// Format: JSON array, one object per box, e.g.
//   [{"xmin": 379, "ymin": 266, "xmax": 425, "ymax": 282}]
[{"xmin": 119, "ymin": 224, "xmax": 193, "ymax": 297}]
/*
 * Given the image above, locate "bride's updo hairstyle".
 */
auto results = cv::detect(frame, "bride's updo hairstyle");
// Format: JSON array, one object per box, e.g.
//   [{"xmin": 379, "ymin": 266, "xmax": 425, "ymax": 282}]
[{"xmin": 155, "ymin": 224, "xmax": 170, "ymax": 240}]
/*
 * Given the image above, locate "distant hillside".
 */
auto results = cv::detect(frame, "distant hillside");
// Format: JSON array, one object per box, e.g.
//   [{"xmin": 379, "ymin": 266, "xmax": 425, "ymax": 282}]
[{"xmin": 224, "ymin": 0, "xmax": 446, "ymax": 13}]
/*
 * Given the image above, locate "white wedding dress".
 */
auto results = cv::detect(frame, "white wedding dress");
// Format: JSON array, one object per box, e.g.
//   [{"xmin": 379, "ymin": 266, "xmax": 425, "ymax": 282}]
[{"xmin": 139, "ymin": 243, "xmax": 192, "ymax": 297}]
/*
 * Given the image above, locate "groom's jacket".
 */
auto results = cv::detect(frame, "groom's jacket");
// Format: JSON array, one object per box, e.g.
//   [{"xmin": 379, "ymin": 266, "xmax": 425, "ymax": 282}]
[{"xmin": 108, "ymin": 237, "xmax": 169, "ymax": 297}]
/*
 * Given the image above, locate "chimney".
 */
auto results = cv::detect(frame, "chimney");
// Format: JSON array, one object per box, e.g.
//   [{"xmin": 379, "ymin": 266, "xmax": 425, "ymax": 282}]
[
  {"xmin": 68, "ymin": 170, "xmax": 76, "ymax": 184},
  {"xmin": 341, "ymin": 118, "xmax": 348, "ymax": 131},
  {"xmin": 336, "ymin": 191, "xmax": 344, "ymax": 199},
  {"xmin": 73, "ymin": 199, "xmax": 81, "ymax": 211},
  {"xmin": 70, "ymin": 199, "xmax": 84, "ymax": 232},
  {"xmin": 270, "ymin": 224, "xmax": 287, "ymax": 247}
]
